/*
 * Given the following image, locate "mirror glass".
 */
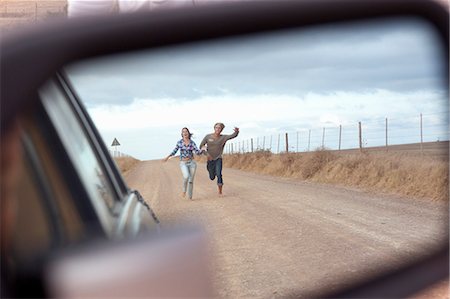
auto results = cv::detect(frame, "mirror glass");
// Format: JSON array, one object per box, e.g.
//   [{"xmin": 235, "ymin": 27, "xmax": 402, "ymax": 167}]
[{"xmin": 65, "ymin": 17, "xmax": 448, "ymax": 297}]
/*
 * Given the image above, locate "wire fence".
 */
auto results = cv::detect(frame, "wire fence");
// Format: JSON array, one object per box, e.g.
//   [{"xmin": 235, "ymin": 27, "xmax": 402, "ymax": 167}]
[
  {"xmin": 109, "ymin": 150, "xmax": 131, "ymax": 158},
  {"xmin": 225, "ymin": 112, "xmax": 449, "ymax": 154},
  {"xmin": 0, "ymin": 1, "xmax": 67, "ymax": 33}
]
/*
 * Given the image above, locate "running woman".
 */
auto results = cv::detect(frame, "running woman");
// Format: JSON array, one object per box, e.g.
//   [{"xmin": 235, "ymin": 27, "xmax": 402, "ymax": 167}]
[{"xmin": 163, "ymin": 127, "xmax": 203, "ymax": 200}]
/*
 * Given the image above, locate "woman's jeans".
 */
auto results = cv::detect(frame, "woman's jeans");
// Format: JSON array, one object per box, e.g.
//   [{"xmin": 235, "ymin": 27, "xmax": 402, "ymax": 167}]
[
  {"xmin": 179, "ymin": 160, "xmax": 197, "ymax": 199},
  {"xmin": 207, "ymin": 158, "xmax": 223, "ymax": 186}
]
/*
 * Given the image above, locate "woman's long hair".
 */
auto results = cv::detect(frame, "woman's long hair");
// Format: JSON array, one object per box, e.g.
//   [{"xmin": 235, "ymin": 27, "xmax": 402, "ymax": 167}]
[{"xmin": 181, "ymin": 127, "xmax": 193, "ymax": 139}]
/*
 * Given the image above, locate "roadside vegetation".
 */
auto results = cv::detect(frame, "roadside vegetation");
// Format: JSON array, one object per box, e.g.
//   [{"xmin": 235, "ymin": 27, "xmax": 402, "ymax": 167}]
[
  {"xmin": 222, "ymin": 149, "xmax": 449, "ymax": 201},
  {"xmin": 116, "ymin": 148, "xmax": 448, "ymax": 201},
  {"xmin": 114, "ymin": 156, "xmax": 140, "ymax": 176}
]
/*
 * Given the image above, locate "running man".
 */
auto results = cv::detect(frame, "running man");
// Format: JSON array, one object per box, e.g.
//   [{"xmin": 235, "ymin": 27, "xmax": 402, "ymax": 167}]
[{"xmin": 200, "ymin": 123, "xmax": 239, "ymax": 196}]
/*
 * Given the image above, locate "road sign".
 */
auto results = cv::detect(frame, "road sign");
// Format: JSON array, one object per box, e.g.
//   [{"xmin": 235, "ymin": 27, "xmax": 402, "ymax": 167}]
[{"xmin": 111, "ymin": 138, "xmax": 120, "ymax": 146}]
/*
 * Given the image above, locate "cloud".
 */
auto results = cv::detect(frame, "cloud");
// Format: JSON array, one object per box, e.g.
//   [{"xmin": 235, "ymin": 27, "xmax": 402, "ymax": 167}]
[
  {"xmin": 90, "ymin": 87, "xmax": 446, "ymax": 160},
  {"xmin": 88, "ymin": 88, "xmax": 445, "ymax": 133},
  {"xmin": 67, "ymin": 17, "xmax": 445, "ymax": 109},
  {"xmin": 66, "ymin": 18, "xmax": 447, "ymax": 160}
]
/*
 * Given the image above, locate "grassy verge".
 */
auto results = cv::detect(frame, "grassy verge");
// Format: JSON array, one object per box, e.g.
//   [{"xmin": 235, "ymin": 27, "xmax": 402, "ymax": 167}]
[
  {"xmin": 113, "ymin": 156, "xmax": 140, "ymax": 176},
  {"xmin": 222, "ymin": 149, "xmax": 448, "ymax": 201}
]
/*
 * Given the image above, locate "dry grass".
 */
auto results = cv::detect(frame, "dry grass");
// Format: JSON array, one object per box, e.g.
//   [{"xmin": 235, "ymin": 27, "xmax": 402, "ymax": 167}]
[
  {"xmin": 114, "ymin": 156, "xmax": 140, "ymax": 176},
  {"xmin": 223, "ymin": 149, "xmax": 449, "ymax": 201}
]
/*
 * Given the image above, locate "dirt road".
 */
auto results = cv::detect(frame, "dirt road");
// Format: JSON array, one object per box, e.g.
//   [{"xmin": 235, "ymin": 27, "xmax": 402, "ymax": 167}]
[{"xmin": 125, "ymin": 159, "xmax": 448, "ymax": 298}]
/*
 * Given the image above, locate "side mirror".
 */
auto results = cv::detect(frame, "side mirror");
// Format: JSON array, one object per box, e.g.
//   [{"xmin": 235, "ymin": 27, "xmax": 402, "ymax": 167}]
[{"xmin": 1, "ymin": 1, "xmax": 448, "ymax": 298}]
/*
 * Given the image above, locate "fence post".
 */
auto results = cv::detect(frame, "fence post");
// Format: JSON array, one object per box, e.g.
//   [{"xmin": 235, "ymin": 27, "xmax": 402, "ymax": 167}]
[
  {"xmin": 308, "ymin": 129, "xmax": 311, "ymax": 152},
  {"xmin": 322, "ymin": 127, "xmax": 325, "ymax": 148},
  {"xmin": 263, "ymin": 136, "xmax": 266, "ymax": 150},
  {"xmin": 257, "ymin": 137, "xmax": 259, "ymax": 150},
  {"xmin": 231, "ymin": 143, "xmax": 234, "ymax": 154},
  {"xmin": 385, "ymin": 117, "xmax": 388, "ymax": 152},
  {"xmin": 251, "ymin": 138, "xmax": 254, "ymax": 153},
  {"xmin": 339, "ymin": 125, "xmax": 342, "ymax": 151},
  {"xmin": 296, "ymin": 131, "xmax": 299, "ymax": 152},
  {"xmin": 420, "ymin": 113, "xmax": 423, "ymax": 154},
  {"xmin": 285, "ymin": 133, "xmax": 289, "ymax": 153},
  {"xmin": 359, "ymin": 121, "xmax": 362, "ymax": 152}
]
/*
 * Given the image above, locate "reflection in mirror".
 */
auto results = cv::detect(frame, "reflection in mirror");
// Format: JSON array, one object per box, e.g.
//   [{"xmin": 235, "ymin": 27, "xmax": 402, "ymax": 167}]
[{"xmin": 65, "ymin": 18, "xmax": 448, "ymax": 297}]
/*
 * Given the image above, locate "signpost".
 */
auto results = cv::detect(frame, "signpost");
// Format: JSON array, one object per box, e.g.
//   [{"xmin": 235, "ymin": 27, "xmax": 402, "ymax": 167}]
[{"xmin": 111, "ymin": 138, "xmax": 120, "ymax": 157}]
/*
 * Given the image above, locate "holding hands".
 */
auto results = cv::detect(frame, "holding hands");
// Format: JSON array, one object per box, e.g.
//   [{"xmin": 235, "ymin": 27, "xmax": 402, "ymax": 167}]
[{"xmin": 201, "ymin": 146, "xmax": 212, "ymax": 160}]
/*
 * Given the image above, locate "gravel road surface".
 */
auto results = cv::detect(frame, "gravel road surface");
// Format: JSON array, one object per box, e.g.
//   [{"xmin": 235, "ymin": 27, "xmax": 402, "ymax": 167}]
[{"xmin": 125, "ymin": 159, "xmax": 448, "ymax": 298}]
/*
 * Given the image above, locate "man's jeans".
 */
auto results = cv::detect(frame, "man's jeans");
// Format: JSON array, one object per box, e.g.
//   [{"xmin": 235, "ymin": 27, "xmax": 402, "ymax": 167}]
[
  {"xmin": 180, "ymin": 160, "xmax": 197, "ymax": 199},
  {"xmin": 207, "ymin": 158, "xmax": 223, "ymax": 186}
]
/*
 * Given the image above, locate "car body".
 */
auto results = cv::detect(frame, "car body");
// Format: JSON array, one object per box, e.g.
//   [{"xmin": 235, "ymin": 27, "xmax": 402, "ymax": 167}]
[
  {"xmin": 1, "ymin": 0, "xmax": 448, "ymax": 297},
  {"xmin": 2, "ymin": 73, "xmax": 161, "ymax": 297}
]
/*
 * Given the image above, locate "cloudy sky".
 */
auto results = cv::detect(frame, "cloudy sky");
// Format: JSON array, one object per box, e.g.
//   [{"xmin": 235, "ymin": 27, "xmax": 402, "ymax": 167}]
[{"xmin": 67, "ymin": 18, "xmax": 448, "ymax": 160}]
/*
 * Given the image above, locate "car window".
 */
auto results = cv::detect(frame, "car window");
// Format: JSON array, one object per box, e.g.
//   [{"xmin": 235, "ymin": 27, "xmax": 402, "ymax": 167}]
[{"xmin": 38, "ymin": 79, "xmax": 117, "ymax": 234}]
